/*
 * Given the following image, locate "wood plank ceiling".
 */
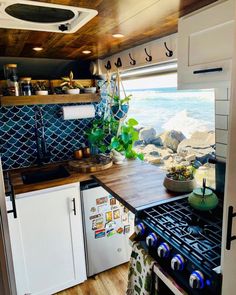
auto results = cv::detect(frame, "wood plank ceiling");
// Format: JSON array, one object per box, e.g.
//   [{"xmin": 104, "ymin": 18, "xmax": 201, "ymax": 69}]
[{"xmin": 0, "ymin": 0, "xmax": 217, "ymax": 60}]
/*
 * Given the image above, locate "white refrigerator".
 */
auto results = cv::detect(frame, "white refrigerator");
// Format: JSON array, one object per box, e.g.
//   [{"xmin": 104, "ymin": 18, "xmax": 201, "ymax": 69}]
[{"xmin": 81, "ymin": 181, "xmax": 134, "ymax": 276}]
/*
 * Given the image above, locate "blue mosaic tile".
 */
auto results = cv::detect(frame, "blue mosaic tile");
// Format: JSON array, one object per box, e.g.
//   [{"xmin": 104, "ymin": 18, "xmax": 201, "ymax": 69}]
[{"xmin": 0, "ymin": 80, "xmax": 108, "ymax": 170}]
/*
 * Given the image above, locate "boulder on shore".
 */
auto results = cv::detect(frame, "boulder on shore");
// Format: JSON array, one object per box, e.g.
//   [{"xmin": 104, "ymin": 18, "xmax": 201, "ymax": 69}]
[
  {"xmin": 160, "ymin": 130, "xmax": 185, "ymax": 152},
  {"xmin": 177, "ymin": 131, "xmax": 215, "ymax": 164},
  {"xmin": 139, "ymin": 127, "xmax": 156, "ymax": 143}
]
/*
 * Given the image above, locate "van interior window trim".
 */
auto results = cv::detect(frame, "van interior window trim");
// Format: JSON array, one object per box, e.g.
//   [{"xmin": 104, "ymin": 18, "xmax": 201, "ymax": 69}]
[{"xmin": 115, "ymin": 61, "xmax": 177, "ymax": 80}]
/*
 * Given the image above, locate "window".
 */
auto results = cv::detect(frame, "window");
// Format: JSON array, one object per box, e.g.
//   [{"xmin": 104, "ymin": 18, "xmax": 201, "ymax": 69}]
[{"xmin": 122, "ymin": 71, "xmax": 215, "ymax": 187}]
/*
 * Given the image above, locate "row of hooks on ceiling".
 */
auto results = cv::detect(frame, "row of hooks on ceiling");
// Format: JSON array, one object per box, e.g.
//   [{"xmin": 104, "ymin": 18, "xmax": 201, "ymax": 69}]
[{"xmin": 104, "ymin": 42, "xmax": 173, "ymax": 70}]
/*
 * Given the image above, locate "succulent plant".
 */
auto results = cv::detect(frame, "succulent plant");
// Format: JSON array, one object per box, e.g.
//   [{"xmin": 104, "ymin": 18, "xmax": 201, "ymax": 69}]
[
  {"xmin": 167, "ymin": 165, "xmax": 195, "ymax": 181},
  {"xmin": 60, "ymin": 71, "xmax": 84, "ymax": 90}
]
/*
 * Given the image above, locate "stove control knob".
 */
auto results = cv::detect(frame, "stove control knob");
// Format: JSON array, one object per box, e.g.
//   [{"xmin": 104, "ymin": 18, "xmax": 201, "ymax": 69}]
[
  {"xmin": 157, "ymin": 242, "xmax": 170, "ymax": 258},
  {"xmin": 146, "ymin": 233, "xmax": 158, "ymax": 247},
  {"xmin": 171, "ymin": 254, "xmax": 185, "ymax": 271},
  {"xmin": 135, "ymin": 222, "xmax": 146, "ymax": 235},
  {"xmin": 189, "ymin": 271, "xmax": 204, "ymax": 289}
]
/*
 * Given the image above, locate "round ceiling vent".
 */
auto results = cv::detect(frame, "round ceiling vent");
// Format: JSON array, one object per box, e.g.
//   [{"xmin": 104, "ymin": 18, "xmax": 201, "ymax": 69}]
[{"xmin": 5, "ymin": 3, "xmax": 75, "ymax": 23}]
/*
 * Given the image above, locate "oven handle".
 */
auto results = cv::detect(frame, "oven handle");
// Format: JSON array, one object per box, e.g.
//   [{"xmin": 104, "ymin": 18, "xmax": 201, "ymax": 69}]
[{"xmin": 226, "ymin": 206, "xmax": 236, "ymax": 250}]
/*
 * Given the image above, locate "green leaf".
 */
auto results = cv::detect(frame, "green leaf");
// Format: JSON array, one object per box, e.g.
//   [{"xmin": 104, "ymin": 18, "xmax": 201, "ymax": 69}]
[
  {"xmin": 144, "ymin": 273, "xmax": 152, "ymax": 291},
  {"xmin": 127, "ymin": 118, "xmax": 138, "ymax": 127},
  {"xmin": 137, "ymin": 153, "xmax": 144, "ymax": 161},
  {"xmin": 121, "ymin": 132, "xmax": 131, "ymax": 144},
  {"xmin": 138, "ymin": 276, "xmax": 143, "ymax": 288},
  {"xmin": 110, "ymin": 137, "xmax": 120, "ymax": 149},
  {"xmin": 134, "ymin": 285, "xmax": 141, "ymax": 294},
  {"xmin": 136, "ymin": 261, "xmax": 142, "ymax": 274},
  {"xmin": 132, "ymin": 130, "xmax": 139, "ymax": 141}
]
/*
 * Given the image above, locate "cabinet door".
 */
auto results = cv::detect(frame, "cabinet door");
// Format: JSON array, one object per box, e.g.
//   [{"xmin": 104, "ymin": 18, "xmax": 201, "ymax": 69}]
[
  {"xmin": 221, "ymin": 22, "xmax": 236, "ymax": 294},
  {"xmin": 8, "ymin": 183, "xmax": 86, "ymax": 295},
  {"xmin": 178, "ymin": 0, "xmax": 235, "ymax": 89}
]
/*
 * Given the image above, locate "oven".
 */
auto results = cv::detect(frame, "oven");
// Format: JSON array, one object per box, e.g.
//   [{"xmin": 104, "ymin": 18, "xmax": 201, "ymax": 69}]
[{"xmin": 134, "ymin": 195, "xmax": 223, "ymax": 295}]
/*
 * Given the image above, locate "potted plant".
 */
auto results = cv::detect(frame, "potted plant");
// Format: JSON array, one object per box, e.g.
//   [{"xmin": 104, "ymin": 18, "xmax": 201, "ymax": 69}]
[
  {"xmin": 34, "ymin": 81, "xmax": 49, "ymax": 95},
  {"xmin": 60, "ymin": 71, "xmax": 83, "ymax": 94},
  {"xmin": 110, "ymin": 118, "xmax": 144, "ymax": 160},
  {"xmin": 110, "ymin": 94, "xmax": 132, "ymax": 120},
  {"xmin": 163, "ymin": 165, "xmax": 197, "ymax": 193},
  {"xmin": 85, "ymin": 117, "xmax": 119, "ymax": 155}
]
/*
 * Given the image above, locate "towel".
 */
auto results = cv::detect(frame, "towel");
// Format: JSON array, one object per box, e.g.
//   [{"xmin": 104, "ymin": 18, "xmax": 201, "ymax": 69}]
[{"xmin": 126, "ymin": 242, "xmax": 158, "ymax": 295}]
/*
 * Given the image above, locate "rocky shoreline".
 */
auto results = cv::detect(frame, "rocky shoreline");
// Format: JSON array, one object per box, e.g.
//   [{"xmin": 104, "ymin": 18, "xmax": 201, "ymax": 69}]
[{"xmin": 134, "ymin": 128, "xmax": 215, "ymax": 171}]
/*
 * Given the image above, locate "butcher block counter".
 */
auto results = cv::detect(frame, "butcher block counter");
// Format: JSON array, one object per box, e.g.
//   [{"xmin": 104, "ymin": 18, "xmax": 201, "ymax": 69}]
[{"xmin": 7, "ymin": 160, "xmax": 179, "ymax": 213}]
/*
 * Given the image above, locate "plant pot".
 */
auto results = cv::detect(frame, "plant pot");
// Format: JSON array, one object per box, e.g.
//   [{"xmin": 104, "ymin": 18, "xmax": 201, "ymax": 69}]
[
  {"xmin": 65, "ymin": 88, "xmax": 80, "ymax": 95},
  {"xmin": 163, "ymin": 176, "xmax": 197, "ymax": 193},
  {"xmin": 83, "ymin": 87, "xmax": 96, "ymax": 93},
  {"xmin": 35, "ymin": 90, "xmax": 48, "ymax": 95},
  {"xmin": 111, "ymin": 104, "xmax": 129, "ymax": 120},
  {"xmin": 111, "ymin": 149, "xmax": 125, "ymax": 164}
]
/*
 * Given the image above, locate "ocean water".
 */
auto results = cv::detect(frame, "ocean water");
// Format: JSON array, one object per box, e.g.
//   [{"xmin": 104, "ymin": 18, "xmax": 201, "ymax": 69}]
[{"xmin": 126, "ymin": 88, "xmax": 215, "ymax": 138}]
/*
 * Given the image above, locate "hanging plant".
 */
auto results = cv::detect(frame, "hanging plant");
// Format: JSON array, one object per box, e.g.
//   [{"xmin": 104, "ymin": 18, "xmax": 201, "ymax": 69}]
[
  {"xmin": 110, "ymin": 70, "xmax": 132, "ymax": 120},
  {"xmin": 110, "ymin": 118, "xmax": 144, "ymax": 160}
]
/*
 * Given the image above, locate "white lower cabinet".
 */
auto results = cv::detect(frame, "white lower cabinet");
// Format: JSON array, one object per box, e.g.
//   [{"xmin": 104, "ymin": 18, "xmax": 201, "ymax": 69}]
[{"xmin": 6, "ymin": 183, "xmax": 86, "ymax": 295}]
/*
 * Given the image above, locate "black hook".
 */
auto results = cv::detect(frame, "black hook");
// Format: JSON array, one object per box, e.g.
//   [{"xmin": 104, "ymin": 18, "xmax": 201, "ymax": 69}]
[
  {"xmin": 129, "ymin": 53, "xmax": 136, "ymax": 66},
  {"xmin": 114, "ymin": 57, "xmax": 122, "ymax": 68},
  {"xmin": 164, "ymin": 42, "xmax": 173, "ymax": 57},
  {"xmin": 144, "ymin": 48, "xmax": 152, "ymax": 62},
  {"xmin": 104, "ymin": 60, "xmax": 111, "ymax": 70}
]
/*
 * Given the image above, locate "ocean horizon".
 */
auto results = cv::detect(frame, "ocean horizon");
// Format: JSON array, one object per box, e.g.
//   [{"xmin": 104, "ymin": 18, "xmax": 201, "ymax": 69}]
[{"xmin": 126, "ymin": 87, "xmax": 215, "ymax": 138}]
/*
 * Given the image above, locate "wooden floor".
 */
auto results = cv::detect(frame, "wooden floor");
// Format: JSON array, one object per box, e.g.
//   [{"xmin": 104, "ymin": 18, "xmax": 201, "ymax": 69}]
[{"xmin": 56, "ymin": 263, "xmax": 129, "ymax": 295}]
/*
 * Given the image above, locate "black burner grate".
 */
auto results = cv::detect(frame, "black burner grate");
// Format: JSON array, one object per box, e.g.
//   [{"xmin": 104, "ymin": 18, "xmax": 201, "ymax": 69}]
[{"xmin": 143, "ymin": 197, "xmax": 222, "ymax": 271}]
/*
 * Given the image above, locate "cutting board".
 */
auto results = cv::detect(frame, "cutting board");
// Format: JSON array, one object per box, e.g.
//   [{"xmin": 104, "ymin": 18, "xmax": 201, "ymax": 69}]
[{"xmin": 68, "ymin": 156, "xmax": 113, "ymax": 173}]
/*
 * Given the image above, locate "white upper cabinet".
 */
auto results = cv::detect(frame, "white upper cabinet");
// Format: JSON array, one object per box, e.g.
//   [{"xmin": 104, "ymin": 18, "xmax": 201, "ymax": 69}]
[
  {"xmin": 178, "ymin": 0, "xmax": 235, "ymax": 89},
  {"xmin": 7, "ymin": 183, "xmax": 86, "ymax": 295}
]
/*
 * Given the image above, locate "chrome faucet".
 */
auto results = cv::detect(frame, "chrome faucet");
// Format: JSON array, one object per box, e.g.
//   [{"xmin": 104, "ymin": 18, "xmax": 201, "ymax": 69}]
[{"xmin": 34, "ymin": 106, "xmax": 51, "ymax": 166}]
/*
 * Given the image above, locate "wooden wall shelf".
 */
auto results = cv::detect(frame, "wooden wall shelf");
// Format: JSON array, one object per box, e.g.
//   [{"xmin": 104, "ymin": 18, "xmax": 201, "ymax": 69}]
[{"xmin": 0, "ymin": 93, "xmax": 100, "ymax": 107}]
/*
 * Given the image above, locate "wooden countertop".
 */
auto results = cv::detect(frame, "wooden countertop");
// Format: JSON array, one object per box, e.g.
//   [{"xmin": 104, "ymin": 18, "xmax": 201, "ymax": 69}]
[
  {"xmin": 7, "ymin": 160, "xmax": 178, "ymax": 213},
  {"xmin": 93, "ymin": 160, "xmax": 178, "ymax": 213}
]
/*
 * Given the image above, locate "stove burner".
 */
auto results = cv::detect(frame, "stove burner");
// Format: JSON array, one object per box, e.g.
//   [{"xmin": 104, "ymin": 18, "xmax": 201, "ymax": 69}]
[
  {"xmin": 143, "ymin": 196, "xmax": 223, "ymax": 270},
  {"xmin": 187, "ymin": 225, "xmax": 204, "ymax": 236}
]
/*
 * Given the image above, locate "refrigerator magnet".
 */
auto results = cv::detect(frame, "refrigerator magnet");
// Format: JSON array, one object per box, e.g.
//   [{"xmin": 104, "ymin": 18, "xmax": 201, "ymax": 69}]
[
  {"xmin": 96, "ymin": 197, "xmax": 108, "ymax": 205},
  {"xmin": 124, "ymin": 225, "xmax": 131, "ymax": 234},
  {"xmin": 110, "ymin": 198, "xmax": 116, "ymax": 205},
  {"xmin": 106, "ymin": 228, "xmax": 116, "ymax": 237},
  {"xmin": 98, "ymin": 204, "xmax": 109, "ymax": 213},
  {"xmin": 105, "ymin": 221, "xmax": 116, "ymax": 229},
  {"xmin": 105, "ymin": 211, "xmax": 113, "ymax": 222},
  {"xmin": 113, "ymin": 209, "xmax": 120, "ymax": 219},
  {"xmin": 95, "ymin": 229, "xmax": 105, "ymax": 239},
  {"xmin": 95, "ymin": 217, "xmax": 104, "ymax": 229},
  {"xmin": 117, "ymin": 227, "xmax": 124, "ymax": 234},
  {"xmin": 89, "ymin": 213, "xmax": 102, "ymax": 220}
]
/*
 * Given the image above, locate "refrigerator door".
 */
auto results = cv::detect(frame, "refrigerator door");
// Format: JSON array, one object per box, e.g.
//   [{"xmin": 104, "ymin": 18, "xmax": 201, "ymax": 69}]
[
  {"xmin": 81, "ymin": 186, "xmax": 134, "ymax": 276},
  {"xmin": 0, "ymin": 158, "xmax": 17, "ymax": 295}
]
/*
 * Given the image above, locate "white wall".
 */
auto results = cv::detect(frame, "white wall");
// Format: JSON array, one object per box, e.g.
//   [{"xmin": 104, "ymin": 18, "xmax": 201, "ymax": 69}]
[{"xmin": 215, "ymin": 88, "xmax": 230, "ymax": 162}]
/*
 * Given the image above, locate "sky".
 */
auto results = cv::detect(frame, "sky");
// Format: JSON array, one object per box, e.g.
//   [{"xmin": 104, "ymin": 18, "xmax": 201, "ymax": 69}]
[{"xmin": 122, "ymin": 73, "xmax": 177, "ymax": 90}]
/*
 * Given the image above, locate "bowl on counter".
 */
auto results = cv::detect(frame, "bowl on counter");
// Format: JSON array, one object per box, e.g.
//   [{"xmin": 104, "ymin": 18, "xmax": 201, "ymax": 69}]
[{"xmin": 163, "ymin": 176, "xmax": 197, "ymax": 193}]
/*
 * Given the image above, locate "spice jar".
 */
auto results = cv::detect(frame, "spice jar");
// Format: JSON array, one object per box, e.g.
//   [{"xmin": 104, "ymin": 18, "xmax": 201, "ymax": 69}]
[
  {"xmin": 20, "ymin": 77, "xmax": 32, "ymax": 96},
  {"xmin": 3, "ymin": 64, "xmax": 19, "ymax": 96}
]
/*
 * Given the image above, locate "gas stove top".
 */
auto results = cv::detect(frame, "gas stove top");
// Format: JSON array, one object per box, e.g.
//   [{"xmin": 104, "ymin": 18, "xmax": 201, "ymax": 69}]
[{"xmin": 135, "ymin": 195, "xmax": 223, "ymax": 295}]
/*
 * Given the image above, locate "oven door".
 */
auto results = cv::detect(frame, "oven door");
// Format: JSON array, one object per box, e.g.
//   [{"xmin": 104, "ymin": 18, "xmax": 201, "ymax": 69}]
[
  {"xmin": 129, "ymin": 234, "xmax": 188, "ymax": 295},
  {"xmin": 153, "ymin": 264, "xmax": 188, "ymax": 295}
]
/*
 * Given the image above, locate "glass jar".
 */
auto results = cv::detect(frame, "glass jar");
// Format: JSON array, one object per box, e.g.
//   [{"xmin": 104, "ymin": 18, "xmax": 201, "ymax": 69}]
[
  {"xmin": 3, "ymin": 64, "xmax": 19, "ymax": 96},
  {"xmin": 20, "ymin": 77, "xmax": 32, "ymax": 96}
]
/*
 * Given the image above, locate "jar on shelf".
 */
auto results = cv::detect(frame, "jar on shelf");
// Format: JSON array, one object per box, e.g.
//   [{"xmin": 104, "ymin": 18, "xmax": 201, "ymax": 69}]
[
  {"xmin": 20, "ymin": 77, "xmax": 32, "ymax": 96},
  {"xmin": 3, "ymin": 64, "xmax": 20, "ymax": 96}
]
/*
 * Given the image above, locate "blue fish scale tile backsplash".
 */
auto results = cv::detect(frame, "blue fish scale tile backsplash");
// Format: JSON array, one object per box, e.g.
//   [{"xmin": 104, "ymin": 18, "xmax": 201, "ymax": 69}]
[{"xmin": 0, "ymin": 80, "xmax": 108, "ymax": 170}]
